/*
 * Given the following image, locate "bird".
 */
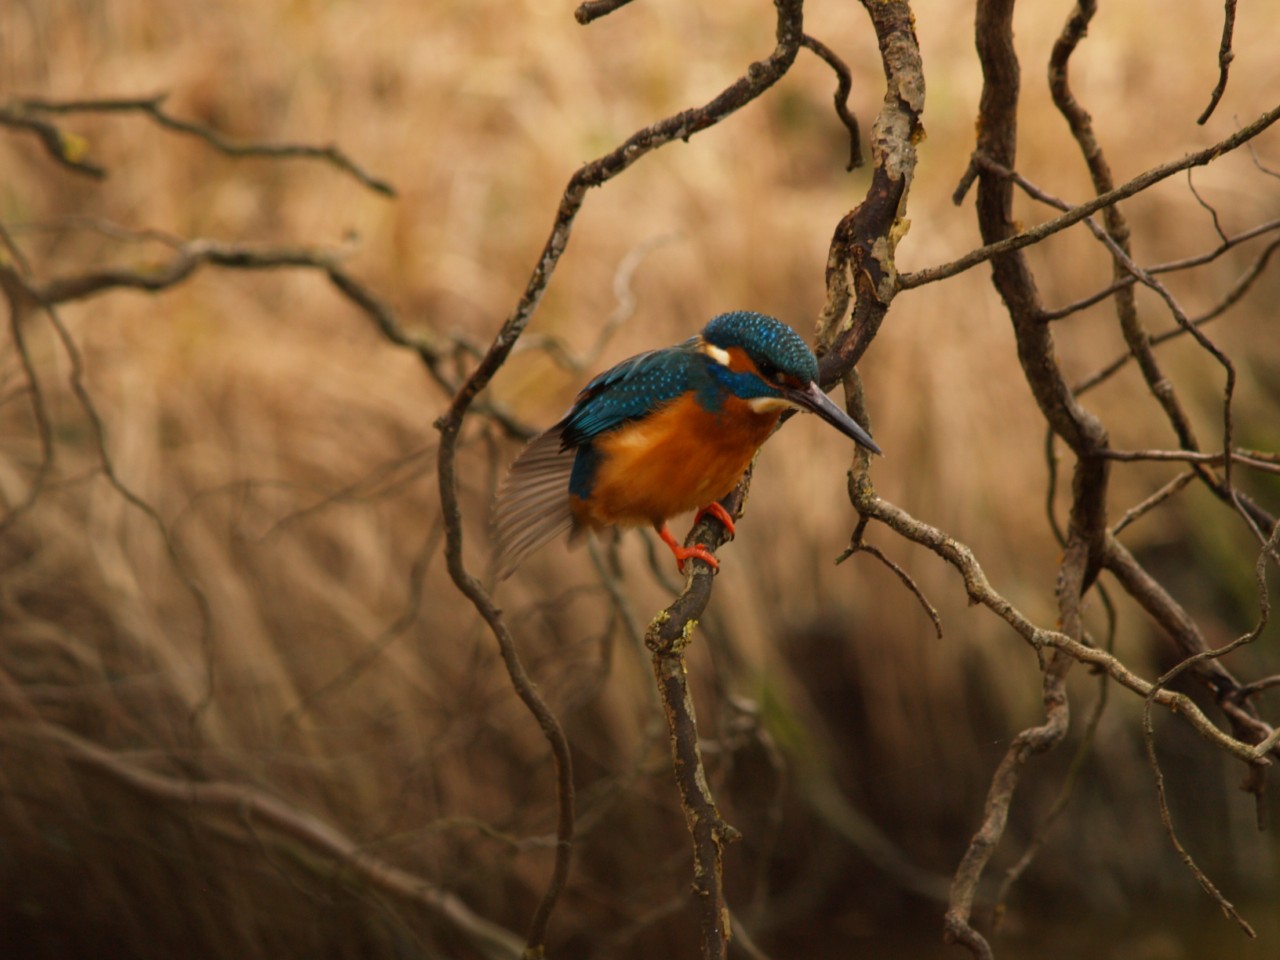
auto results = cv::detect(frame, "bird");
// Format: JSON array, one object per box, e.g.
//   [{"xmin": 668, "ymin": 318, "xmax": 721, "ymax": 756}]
[{"xmin": 492, "ymin": 310, "xmax": 881, "ymax": 579}]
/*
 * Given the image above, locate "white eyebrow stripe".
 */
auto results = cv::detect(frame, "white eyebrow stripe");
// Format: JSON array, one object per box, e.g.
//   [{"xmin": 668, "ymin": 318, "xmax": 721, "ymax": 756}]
[{"xmin": 699, "ymin": 341, "xmax": 732, "ymax": 367}]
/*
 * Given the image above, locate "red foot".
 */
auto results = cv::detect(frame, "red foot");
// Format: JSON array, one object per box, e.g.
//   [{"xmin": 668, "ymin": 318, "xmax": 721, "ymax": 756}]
[
  {"xmin": 657, "ymin": 522, "xmax": 719, "ymax": 573},
  {"xmin": 694, "ymin": 502, "xmax": 736, "ymax": 538}
]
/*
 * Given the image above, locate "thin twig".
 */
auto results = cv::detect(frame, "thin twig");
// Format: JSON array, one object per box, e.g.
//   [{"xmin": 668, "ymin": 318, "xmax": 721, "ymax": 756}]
[
  {"xmin": 1142, "ymin": 705, "xmax": 1256, "ymax": 938},
  {"xmin": 836, "ymin": 523, "xmax": 942, "ymax": 639},
  {"xmin": 0, "ymin": 226, "xmax": 56, "ymax": 538},
  {"xmin": 1136, "ymin": 521, "xmax": 1277, "ymax": 943},
  {"xmin": 1196, "ymin": 0, "xmax": 1238, "ymax": 125},
  {"xmin": 850, "ymin": 489, "xmax": 1270, "ymax": 765},
  {"xmin": 1099, "ymin": 447, "xmax": 1280, "ymax": 474},
  {"xmin": 900, "ymin": 101, "xmax": 1280, "ymax": 290},
  {"xmin": 994, "ymin": 586, "xmax": 1114, "ymax": 927},
  {"xmin": 800, "ymin": 34, "xmax": 864, "ymax": 170},
  {"xmin": 1043, "ymin": 218, "xmax": 1280, "ymax": 322},
  {"xmin": 14, "ymin": 94, "xmax": 395, "ymax": 195},
  {"xmin": 573, "ymin": 0, "xmax": 637, "ymax": 25},
  {"xmin": 984, "ymin": 156, "xmax": 1277, "ymax": 539},
  {"xmin": 1111, "ymin": 470, "xmax": 1196, "ymax": 537},
  {"xmin": 0, "ymin": 103, "xmax": 107, "ymax": 178}
]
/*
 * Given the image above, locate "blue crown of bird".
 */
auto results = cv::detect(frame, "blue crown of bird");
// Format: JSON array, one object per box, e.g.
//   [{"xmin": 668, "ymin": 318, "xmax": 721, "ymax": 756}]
[{"xmin": 493, "ymin": 310, "xmax": 881, "ymax": 578}]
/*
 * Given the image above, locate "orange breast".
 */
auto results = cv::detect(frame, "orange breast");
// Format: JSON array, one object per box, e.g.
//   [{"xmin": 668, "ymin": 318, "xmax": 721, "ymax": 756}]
[{"xmin": 571, "ymin": 393, "xmax": 780, "ymax": 529}]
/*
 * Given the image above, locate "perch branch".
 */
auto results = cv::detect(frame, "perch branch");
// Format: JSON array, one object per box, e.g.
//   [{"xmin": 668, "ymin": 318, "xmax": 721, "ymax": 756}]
[{"xmin": 433, "ymin": 3, "xmax": 808, "ymax": 953}]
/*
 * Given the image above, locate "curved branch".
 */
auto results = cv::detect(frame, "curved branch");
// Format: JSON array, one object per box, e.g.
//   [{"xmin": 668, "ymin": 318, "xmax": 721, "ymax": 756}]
[
  {"xmin": 847, "ymin": 487, "xmax": 1270, "ymax": 767},
  {"xmin": 0, "ymin": 104, "xmax": 107, "ymax": 178},
  {"xmin": 816, "ymin": 0, "xmax": 924, "ymax": 376},
  {"xmin": 799, "ymin": 34, "xmax": 864, "ymax": 171},
  {"xmin": 14, "ymin": 94, "xmax": 395, "ymax": 196}
]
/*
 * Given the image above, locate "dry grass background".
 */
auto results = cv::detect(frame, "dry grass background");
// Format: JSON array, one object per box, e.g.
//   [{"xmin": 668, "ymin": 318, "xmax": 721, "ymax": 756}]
[{"xmin": 2, "ymin": 1, "xmax": 1279, "ymax": 958}]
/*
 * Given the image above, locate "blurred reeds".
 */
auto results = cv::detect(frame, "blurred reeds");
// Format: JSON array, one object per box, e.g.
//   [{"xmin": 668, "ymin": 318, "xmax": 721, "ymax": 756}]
[{"xmin": 2, "ymin": 1, "xmax": 1279, "ymax": 957}]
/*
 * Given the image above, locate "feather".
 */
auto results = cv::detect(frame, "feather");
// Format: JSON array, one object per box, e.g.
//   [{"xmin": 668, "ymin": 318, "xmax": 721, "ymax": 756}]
[
  {"xmin": 492, "ymin": 426, "xmax": 577, "ymax": 579},
  {"xmin": 560, "ymin": 344, "xmax": 713, "ymax": 445}
]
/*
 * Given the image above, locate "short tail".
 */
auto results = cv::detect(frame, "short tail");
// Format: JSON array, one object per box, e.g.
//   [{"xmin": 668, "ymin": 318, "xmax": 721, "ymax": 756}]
[{"xmin": 492, "ymin": 426, "xmax": 577, "ymax": 579}]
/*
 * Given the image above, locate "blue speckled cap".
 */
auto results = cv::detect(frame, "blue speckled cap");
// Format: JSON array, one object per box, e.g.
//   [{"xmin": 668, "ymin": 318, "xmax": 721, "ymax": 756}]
[{"xmin": 701, "ymin": 311, "xmax": 819, "ymax": 383}]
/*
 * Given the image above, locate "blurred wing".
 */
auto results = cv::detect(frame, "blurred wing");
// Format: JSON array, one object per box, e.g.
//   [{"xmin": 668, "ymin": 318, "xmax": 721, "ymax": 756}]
[
  {"xmin": 492, "ymin": 426, "xmax": 577, "ymax": 579},
  {"xmin": 494, "ymin": 340, "xmax": 704, "ymax": 578}
]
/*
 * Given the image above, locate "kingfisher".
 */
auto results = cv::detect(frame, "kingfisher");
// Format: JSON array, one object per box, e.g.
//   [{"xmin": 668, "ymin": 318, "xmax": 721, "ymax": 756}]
[{"xmin": 493, "ymin": 310, "xmax": 881, "ymax": 579}]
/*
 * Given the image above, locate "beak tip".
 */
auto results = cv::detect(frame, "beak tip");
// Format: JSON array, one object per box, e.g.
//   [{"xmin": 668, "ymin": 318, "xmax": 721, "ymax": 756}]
[{"xmin": 793, "ymin": 381, "xmax": 886, "ymax": 456}]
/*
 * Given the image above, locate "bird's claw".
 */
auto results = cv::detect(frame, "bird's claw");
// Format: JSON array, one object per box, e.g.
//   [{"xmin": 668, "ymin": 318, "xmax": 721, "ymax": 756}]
[
  {"xmin": 694, "ymin": 502, "xmax": 736, "ymax": 538},
  {"xmin": 658, "ymin": 522, "xmax": 720, "ymax": 574},
  {"xmin": 673, "ymin": 542, "xmax": 719, "ymax": 574}
]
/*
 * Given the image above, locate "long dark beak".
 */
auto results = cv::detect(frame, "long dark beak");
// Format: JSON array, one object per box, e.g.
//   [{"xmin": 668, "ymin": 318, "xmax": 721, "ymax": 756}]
[{"xmin": 785, "ymin": 381, "xmax": 883, "ymax": 455}]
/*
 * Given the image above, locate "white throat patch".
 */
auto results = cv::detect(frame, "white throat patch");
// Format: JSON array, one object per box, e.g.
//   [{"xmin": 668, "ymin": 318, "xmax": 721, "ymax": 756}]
[{"xmin": 746, "ymin": 396, "xmax": 795, "ymax": 413}]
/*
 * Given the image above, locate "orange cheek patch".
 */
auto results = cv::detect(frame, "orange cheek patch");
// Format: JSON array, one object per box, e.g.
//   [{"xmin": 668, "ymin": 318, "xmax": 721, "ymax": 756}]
[{"xmin": 726, "ymin": 346, "xmax": 755, "ymax": 374}]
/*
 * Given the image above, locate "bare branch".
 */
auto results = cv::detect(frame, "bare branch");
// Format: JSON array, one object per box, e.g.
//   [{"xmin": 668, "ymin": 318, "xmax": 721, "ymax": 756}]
[
  {"xmin": 1111, "ymin": 470, "xmax": 1196, "ymax": 538},
  {"xmin": 900, "ymin": 102, "xmax": 1280, "ymax": 290},
  {"xmin": 1104, "ymin": 535, "xmax": 1278, "ymax": 757},
  {"xmin": 0, "ymin": 103, "xmax": 107, "ymax": 178},
  {"xmin": 646, "ymin": 579, "xmax": 745, "ymax": 960},
  {"xmin": 851, "ymin": 490, "xmax": 1270, "ymax": 766},
  {"xmin": 0, "ymin": 225, "xmax": 55, "ymax": 537},
  {"xmin": 1043, "ymin": 217, "xmax": 1280, "ymax": 323},
  {"xmin": 14, "ymin": 94, "xmax": 395, "ymax": 196},
  {"xmin": 1137, "ymin": 521, "xmax": 1279, "ymax": 940},
  {"xmin": 1196, "ymin": 0, "xmax": 1238, "ymax": 125},
  {"xmin": 995, "ymin": 588, "xmax": 1115, "ymax": 924},
  {"xmin": 800, "ymin": 34, "xmax": 864, "ymax": 171},
  {"xmin": 573, "ymin": 0, "xmax": 637, "ymax": 26},
  {"xmin": 837, "ymin": 521, "xmax": 942, "ymax": 639}
]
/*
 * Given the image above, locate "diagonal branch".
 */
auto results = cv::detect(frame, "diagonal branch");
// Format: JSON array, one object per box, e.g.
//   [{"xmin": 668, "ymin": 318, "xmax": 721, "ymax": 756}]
[{"xmin": 899, "ymin": 102, "xmax": 1280, "ymax": 291}]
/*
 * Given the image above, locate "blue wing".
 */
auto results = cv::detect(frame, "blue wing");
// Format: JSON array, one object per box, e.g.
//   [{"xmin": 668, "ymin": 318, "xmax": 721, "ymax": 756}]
[{"xmin": 559, "ymin": 341, "xmax": 708, "ymax": 446}]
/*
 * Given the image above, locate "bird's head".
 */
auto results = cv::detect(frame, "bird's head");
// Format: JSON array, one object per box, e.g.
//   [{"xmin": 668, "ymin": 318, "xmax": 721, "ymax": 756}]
[{"xmin": 698, "ymin": 311, "xmax": 882, "ymax": 455}]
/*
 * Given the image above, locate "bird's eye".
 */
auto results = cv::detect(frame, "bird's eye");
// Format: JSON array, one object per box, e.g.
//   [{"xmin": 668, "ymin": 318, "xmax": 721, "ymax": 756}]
[{"xmin": 756, "ymin": 359, "xmax": 783, "ymax": 383}]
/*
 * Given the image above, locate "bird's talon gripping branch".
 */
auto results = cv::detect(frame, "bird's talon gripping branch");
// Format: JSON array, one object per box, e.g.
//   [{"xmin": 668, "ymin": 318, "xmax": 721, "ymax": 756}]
[
  {"xmin": 694, "ymin": 501, "xmax": 736, "ymax": 538},
  {"xmin": 658, "ymin": 522, "xmax": 720, "ymax": 573},
  {"xmin": 493, "ymin": 311, "xmax": 881, "ymax": 580}
]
